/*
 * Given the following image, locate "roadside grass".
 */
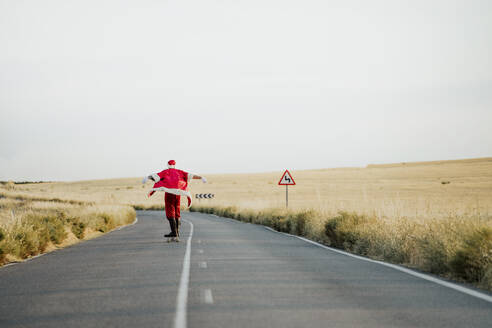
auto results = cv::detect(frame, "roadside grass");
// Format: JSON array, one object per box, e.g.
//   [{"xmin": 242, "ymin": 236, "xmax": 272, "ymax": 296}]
[
  {"xmin": 190, "ymin": 205, "xmax": 492, "ymax": 291},
  {"xmin": 132, "ymin": 204, "xmax": 165, "ymax": 211},
  {"xmin": 0, "ymin": 195, "xmax": 135, "ymax": 266}
]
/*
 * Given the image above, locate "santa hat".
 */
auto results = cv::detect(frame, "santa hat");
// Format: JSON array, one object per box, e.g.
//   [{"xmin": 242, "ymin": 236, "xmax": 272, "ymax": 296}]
[{"xmin": 168, "ymin": 160, "xmax": 176, "ymax": 168}]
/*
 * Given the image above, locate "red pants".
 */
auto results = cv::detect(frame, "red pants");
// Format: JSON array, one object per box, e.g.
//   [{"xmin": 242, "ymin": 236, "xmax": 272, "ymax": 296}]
[{"xmin": 165, "ymin": 193, "xmax": 181, "ymax": 219}]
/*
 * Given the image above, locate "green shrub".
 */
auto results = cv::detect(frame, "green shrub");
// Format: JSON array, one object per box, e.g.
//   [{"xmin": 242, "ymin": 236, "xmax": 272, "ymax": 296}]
[
  {"xmin": 273, "ymin": 214, "xmax": 289, "ymax": 232},
  {"xmin": 236, "ymin": 209, "xmax": 256, "ymax": 223},
  {"xmin": 324, "ymin": 216, "xmax": 341, "ymax": 247},
  {"xmin": 14, "ymin": 230, "xmax": 39, "ymax": 258},
  {"xmin": 416, "ymin": 236, "xmax": 450, "ymax": 274},
  {"xmin": 96, "ymin": 213, "xmax": 115, "ymax": 232},
  {"xmin": 68, "ymin": 217, "xmax": 86, "ymax": 239},
  {"xmin": 291, "ymin": 210, "xmax": 316, "ymax": 236},
  {"xmin": 351, "ymin": 233, "xmax": 373, "ymax": 257},
  {"xmin": 450, "ymin": 227, "xmax": 492, "ymax": 283},
  {"xmin": 214, "ymin": 207, "xmax": 226, "ymax": 217},
  {"xmin": 324, "ymin": 212, "xmax": 368, "ymax": 249},
  {"xmin": 32, "ymin": 221, "xmax": 50, "ymax": 252},
  {"xmin": 222, "ymin": 206, "xmax": 237, "ymax": 218},
  {"xmin": 42, "ymin": 215, "xmax": 67, "ymax": 245},
  {"xmin": 382, "ymin": 239, "xmax": 410, "ymax": 264}
]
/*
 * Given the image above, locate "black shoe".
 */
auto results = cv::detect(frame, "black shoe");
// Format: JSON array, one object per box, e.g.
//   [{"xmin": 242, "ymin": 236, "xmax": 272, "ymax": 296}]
[{"xmin": 165, "ymin": 218, "xmax": 177, "ymax": 238}]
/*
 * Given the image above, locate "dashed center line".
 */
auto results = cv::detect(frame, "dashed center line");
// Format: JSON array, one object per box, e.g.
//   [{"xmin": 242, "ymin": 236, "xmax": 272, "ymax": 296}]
[
  {"xmin": 202, "ymin": 289, "xmax": 214, "ymax": 304},
  {"xmin": 197, "ymin": 249, "xmax": 204, "ymax": 254},
  {"xmin": 199, "ymin": 261, "xmax": 207, "ymax": 269}
]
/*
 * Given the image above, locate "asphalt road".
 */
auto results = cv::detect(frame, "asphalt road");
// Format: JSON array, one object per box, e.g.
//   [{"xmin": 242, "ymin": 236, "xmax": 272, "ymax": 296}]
[{"xmin": 0, "ymin": 211, "xmax": 491, "ymax": 328}]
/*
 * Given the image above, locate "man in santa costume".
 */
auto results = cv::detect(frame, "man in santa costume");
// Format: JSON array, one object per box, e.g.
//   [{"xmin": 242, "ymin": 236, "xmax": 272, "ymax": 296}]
[{"xmin": 142, "ymin": 160, "xmax": 206, "ymax": 240}]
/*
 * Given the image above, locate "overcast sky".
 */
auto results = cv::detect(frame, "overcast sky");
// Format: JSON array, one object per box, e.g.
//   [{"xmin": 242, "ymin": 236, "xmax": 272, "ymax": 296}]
[{"xmin": 1, "ymin": 0, "xmax": 491, "ymax": 181}]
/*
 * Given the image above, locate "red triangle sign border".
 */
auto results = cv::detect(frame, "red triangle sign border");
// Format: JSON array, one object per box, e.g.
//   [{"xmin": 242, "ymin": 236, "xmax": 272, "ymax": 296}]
[{"xmin": 278, "ymin": 170, "xmax": 296, "ymax": 185}]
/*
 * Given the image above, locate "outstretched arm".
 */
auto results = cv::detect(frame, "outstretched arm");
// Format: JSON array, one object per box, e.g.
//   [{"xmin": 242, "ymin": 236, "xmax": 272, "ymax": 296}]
[
  {"xmin": 191, "ymin": 174, "xmax": 207, "ymax": 183},
  {"xmin": 142, "ymin": 173, "xmax": 160, "ymax": 184}
]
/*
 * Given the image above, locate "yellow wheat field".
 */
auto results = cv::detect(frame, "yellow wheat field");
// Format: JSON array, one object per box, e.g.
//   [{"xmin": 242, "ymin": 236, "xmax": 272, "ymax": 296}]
[{"xmin": 2, "ymin": 157, "xmax": 492, "ymax": 220}]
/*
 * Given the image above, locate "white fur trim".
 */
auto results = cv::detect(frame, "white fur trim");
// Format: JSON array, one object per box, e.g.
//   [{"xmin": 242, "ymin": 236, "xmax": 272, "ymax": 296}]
[
  {"xmin": 151, "ymin": 187, "xmax": 192, "ymax": 207},
  {"xmin": 168, "ymin": 165, "xmax": 175, "ymax": 168},
  {"xmin": 188, "ymin": 173, "xmax": 194, "ymax": 182},
  {"xmin": 151, "ymin": 173, "xmax": 160, "ymax": 182}
]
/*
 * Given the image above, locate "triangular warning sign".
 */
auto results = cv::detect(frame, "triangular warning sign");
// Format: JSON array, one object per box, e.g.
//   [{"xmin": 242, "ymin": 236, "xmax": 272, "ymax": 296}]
[{"xmin": 278, "ymin": 170, "xmax": 296, "ymax": 185}]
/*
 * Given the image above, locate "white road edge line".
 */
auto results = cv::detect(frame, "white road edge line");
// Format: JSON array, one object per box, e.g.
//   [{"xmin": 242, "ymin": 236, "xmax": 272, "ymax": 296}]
[
  {"xmin": 264, "ymin": 226, "xmax": 492, "ymax": 304},
  {"xmin": 174, "ymin": 219, "xmax": 194, "ymax": 328},
  {"xmin": 1, "ymin": 216, "xmax": 139, "ymax": 269}
]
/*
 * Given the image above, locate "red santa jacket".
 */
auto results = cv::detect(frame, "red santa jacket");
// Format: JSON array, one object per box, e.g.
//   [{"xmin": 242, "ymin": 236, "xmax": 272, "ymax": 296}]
[{"xmin": 148, "ymin": 169, "xmax": 193, "ymax": 207}]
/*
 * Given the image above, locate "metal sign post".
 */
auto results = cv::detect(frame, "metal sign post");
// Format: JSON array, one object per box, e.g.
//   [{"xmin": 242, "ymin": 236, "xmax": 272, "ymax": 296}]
[
  {"xmin": 286, "ymin": 185, "xmax": 288, "ymax": 208},
  {"xmin": 278, "ymin": 170, "xmax": 295, "ymax": 208}
]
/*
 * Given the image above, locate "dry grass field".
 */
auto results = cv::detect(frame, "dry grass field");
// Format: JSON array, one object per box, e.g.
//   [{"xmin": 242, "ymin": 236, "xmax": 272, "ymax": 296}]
[
  {"xmin": 192, "ymin": 157, "xmax": 492, "ymax": 220},
  {"xmin": 1, "ymin": 157, "xmax": 491, "ymax": 289},
  {"xmin": 4, "ymin": 157, "xmax": 491, "ymax": 219}
]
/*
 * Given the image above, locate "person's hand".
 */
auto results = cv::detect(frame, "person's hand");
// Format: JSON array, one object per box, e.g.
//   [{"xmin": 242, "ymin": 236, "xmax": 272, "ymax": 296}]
[
  {"xmin": 201, "ymin": 177, "xmax": 207, "ymax": 183},
  {"xmin": 142, "ymin": 176, "xmax": 148, "ymax": 184}
]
